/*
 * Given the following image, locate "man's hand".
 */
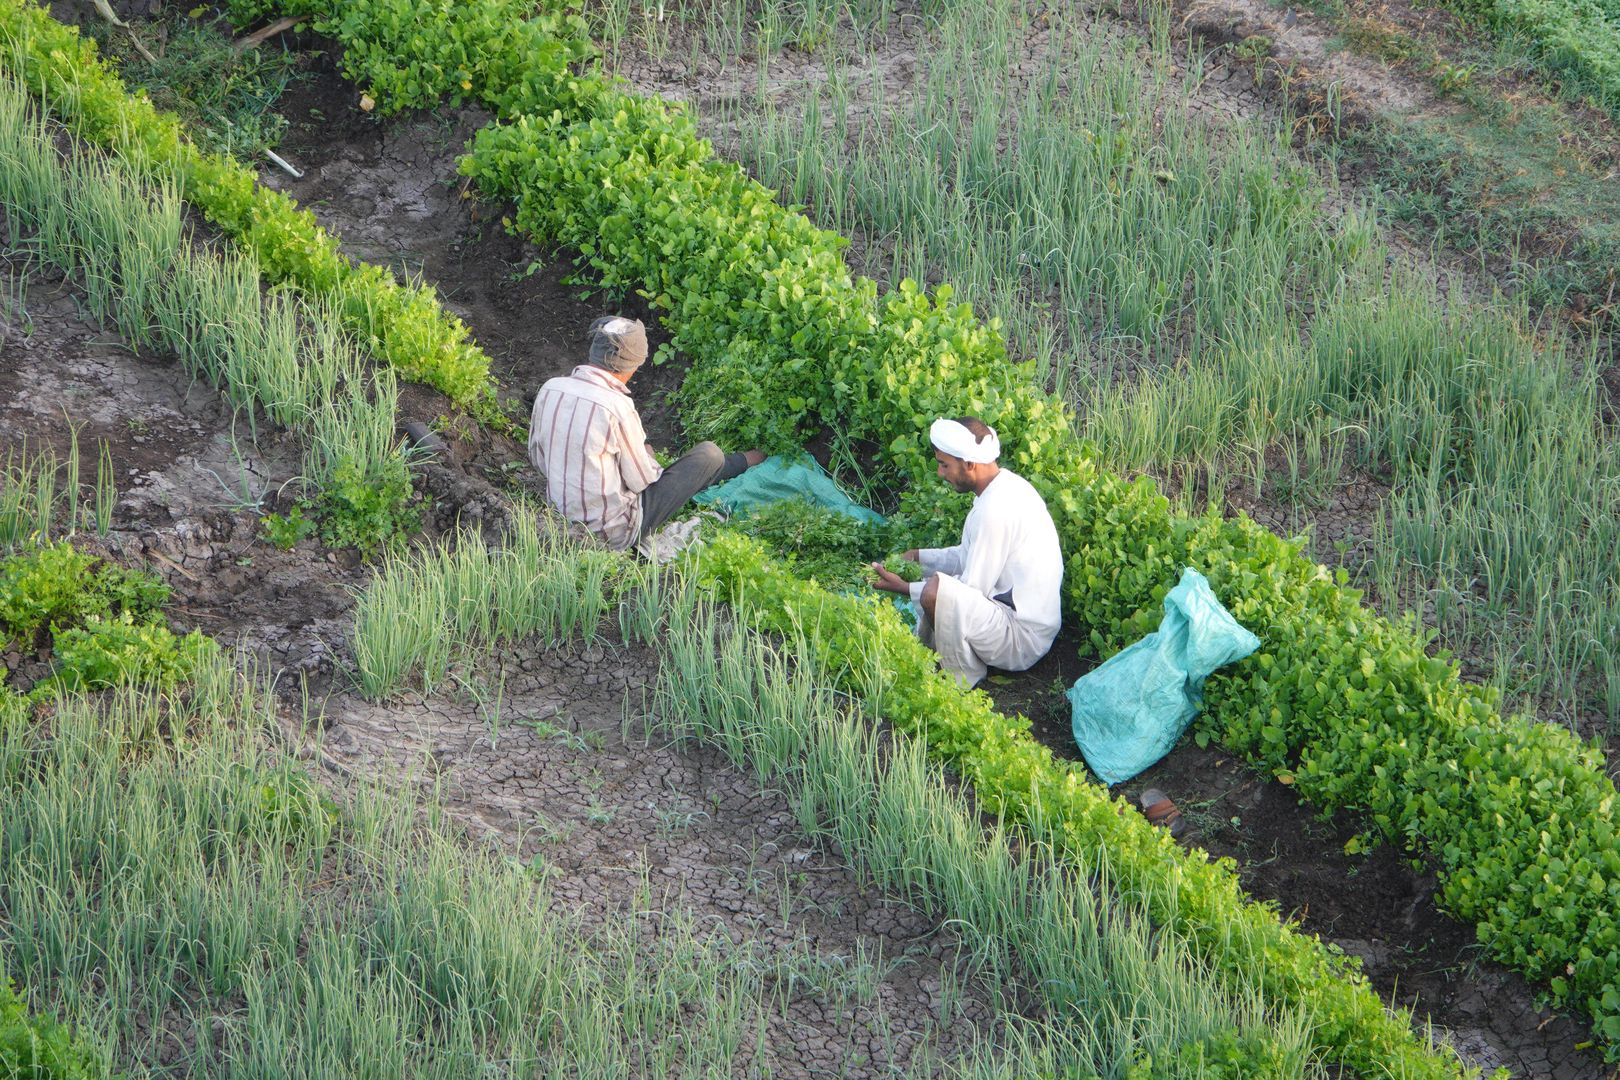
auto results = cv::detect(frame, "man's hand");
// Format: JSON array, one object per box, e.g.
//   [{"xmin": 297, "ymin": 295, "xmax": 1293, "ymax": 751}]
[
  {"xmin": 901, "ymin": 549, "xmax": 920, "ymax": 563},
  {"xmin": 743, "ymin": 449, "xmax": 766, "ymax": 468},
  {"xmin": 870, "ymin": 562, "xmax": 911, "ymax": 595}
]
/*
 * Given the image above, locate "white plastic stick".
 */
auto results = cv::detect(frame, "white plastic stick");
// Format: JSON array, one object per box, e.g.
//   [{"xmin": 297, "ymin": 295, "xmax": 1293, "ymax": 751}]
[{"xmin": 265, "ymin": 149, "xmax": 303, "ymax": 179}]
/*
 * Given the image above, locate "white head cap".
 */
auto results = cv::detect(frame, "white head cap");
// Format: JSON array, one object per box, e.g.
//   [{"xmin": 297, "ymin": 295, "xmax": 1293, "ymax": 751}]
[{"xmin": 929, "ymin": 418, "xmax": 1000, "ymax": 464}]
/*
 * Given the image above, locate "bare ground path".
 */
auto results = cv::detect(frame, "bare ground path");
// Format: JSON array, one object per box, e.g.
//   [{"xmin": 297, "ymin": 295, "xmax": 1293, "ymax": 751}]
[{"xmin": 308, "ymin": 644, "xmax": 1017, "ymax": 1078}]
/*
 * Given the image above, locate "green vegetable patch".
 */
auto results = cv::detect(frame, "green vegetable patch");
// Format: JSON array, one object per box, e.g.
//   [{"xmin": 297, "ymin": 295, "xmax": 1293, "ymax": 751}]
[
  {"xmin": 720, "ymin": 497, "xmax": 901, "ymax": 593},
  {"xmin": 29, "ymin": 0, "xmax": 1615, "ymax": 1062},
  {"xmin": 689, "ymin": 531, "xmax": 1475, "ymax": 1079},
  {"xmin": 0, "ymin": 541, "xmax": 217, "ymax": 699},
  {"xmin": 0, "ymin": 980, "xmax": 110, "ymax": 1080}
]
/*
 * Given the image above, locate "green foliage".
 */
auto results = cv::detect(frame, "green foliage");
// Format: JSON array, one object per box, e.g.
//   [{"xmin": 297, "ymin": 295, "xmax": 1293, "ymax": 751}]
[
  {"xmin": 0, "ymin": 980, "xmax": 110, "ymax": 1079},
  {"xmin": 882, "ymin": 555, "xmax": 922, "ymax": 582},
  {"xmin": 220, "ymin": 0, "xmax": 596, "ymax": 118},
  {"xmin": 0, "ymin": 0, "xmax": 495, "ymax": 410},
  {"xmin": 309, "ymin": 456, "xmax": 421, "ymax": 555},
  {"xmin": 240, "ymin": 761, "xmax": 340, "ymax": 846},
  {"xmin": 44, "ymin": 613, "xmax": 219, "ymax": 695},
  {"xmin": 449, "ymin": 0, "xmax": 1620, "ymax": 1052},
  {"xmin": 54, "ymin": 0, "xmax": 1615, "ymax": 1058},
  {"xmin": 463, "ymin": 92, "xmax": 868, "ymax": 456},
  {"xmin": 215, "ymin": 0, "xmax": 312, "ymax": 26},
  {"xmin": 723, "ymin": 498, "xmax": 896, "ymax": 591},
  {"xmin": 688, "ymin": 532, "xmax": 1470, "ymax": 1078},
  {"xmin": 0, "ymin": 541, "xmax": 214, "ymax": 700},
  {"xmin": 1127, "ymin": 1028, "xmax": 1300, "ymax": 1080},
  {"xmin": 87, "ymin": 9, "xmax": 299, "ymax": 160},
  {"xmin": 1445, "ymin": 0, "xmax": 1620, "ymax": 115},
  {"xmin": 0, "ymin": 542, "xmax": 168, "ymax": 649},
  {"xmin": 0, "ymin": 541, "xmax": 97, "ymax": 647},
  {"xmin": 260, "ymin": 506, "xmax": 316, "ymax": 550},
  {"xmin": 86, "ymin": 564, "xmax": 169, "ymax": 625},
  {"xmin": 314, "ymin": 0, "xmax": 593, "ymax": 117}
]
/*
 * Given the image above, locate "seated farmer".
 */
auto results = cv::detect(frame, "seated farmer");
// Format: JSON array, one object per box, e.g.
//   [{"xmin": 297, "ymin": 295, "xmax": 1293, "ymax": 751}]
[
  {"xmin": 870, "ymin": 417, "xmax": 1063, "ymax": 687},
  {"xmin": 529, "ymin": 316, "xmax": 763, "ymax": 551}
]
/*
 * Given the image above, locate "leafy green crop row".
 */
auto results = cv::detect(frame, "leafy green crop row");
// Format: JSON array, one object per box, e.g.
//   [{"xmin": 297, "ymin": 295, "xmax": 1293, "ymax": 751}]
[
  {"xmin": 208, "ymin": 0, "xmax": 1620, "ymax": 1061},
  {"xmin": 223, "ymin": 0, "xmax": 598, "ymax": 121},
  {"xmin": 721, "ymin": 497, "xmax": 901, "ymax": 592},
  {"xmin": 0, "ymin": 978, "xmax": 109, "ymax": 1079},
  {"xmin": 688, "ymin": 532, "xmax": 1472, "ymax": 1079},
  {"xmin": 0, "ymin": 540, "xmax": 166, "ymax": 649},
  {"xmin": 0, "ymin": 0, "xmax": 495, "ymax": 413},
  {"xmin": 461, "ymin": 32, "xmax": 1620, "ymax": 1067}
]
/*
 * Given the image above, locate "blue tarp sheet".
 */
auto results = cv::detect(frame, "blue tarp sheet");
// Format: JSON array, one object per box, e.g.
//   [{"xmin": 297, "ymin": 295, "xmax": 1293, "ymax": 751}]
[{"xmin": 695, "ymin": 454, "xmax": 884, "ymax": 524}]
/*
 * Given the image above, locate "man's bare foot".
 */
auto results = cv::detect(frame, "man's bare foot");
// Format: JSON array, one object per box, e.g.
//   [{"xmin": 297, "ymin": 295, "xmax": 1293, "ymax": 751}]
[{"xmin": 743, "ymin": 449, "xmax": 766, "ymax": 468}]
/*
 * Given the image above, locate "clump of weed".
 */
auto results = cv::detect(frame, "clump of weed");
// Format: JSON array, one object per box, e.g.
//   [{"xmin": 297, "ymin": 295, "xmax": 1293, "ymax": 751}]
[
  {"xmin": 260, "ymin": 459, "xmax": 424, "ymax": 558},
  {"xmin": 261, "ymin": 459, "xmax": 424, "ymax": 556},
  {"xmin": 84, "ymin": 10, "xmax": 302, "ymax": 160},
  {"xmin": 260, "ymin": 505, "xmax": 316, "ymax": 550},
  {"xmin": 309, "ymin": 455, "xmax": 422, "ymax": 556}
]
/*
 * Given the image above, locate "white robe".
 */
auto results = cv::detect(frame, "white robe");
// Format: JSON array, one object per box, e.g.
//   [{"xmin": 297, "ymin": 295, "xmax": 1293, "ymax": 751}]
[{"xmin": 910, "ymin": 469, "xmax": 1064, "ymax": 687}]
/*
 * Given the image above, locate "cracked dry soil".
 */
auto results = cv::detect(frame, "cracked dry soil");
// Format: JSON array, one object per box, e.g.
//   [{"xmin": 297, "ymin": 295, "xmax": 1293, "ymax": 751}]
[{"xmin": 312, "ymin": 643, "xmax": 1016, "ymax": 1077}]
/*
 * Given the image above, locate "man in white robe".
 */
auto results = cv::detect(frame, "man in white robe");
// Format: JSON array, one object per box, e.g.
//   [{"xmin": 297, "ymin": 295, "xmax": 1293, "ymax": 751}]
[{"xmin": 870, "ymin": 417, "xmax": 1064, "ymax": 687}]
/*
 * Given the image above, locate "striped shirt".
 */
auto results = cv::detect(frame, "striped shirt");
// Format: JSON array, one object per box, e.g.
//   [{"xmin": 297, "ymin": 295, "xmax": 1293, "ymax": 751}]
[{"xmin": 529, "ymin": 365, "xmax": 663, "ymax": 550}]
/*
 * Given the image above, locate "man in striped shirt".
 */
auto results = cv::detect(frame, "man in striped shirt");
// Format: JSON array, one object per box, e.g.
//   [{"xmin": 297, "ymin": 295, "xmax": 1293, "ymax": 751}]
[{"xmin": 529, "ymin": 316, "xmax": 762, "ymax": 551}]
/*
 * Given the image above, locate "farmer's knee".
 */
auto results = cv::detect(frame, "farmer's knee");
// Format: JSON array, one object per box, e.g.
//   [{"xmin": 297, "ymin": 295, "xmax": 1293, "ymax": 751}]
[
  {"xmin": 689, "ymin": 441, "xmax": 724, "ymax": 470},
  {"xmin": 920, "ymin": 573, "xmax": 940, "ymax": 617}
]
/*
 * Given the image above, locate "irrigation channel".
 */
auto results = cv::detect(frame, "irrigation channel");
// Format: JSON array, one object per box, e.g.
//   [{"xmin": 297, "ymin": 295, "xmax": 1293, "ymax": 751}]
[{"xmin": 1, "ymin": 0, "xmax": 1616, "ymax": 1076}]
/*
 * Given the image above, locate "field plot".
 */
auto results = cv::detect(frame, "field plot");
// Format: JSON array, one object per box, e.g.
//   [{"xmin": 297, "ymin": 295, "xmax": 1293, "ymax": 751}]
[
  {"xmin": 0, "ymin": 73, "xmax": 1241, "ymax": 1077},
  {"xmin": 597, "ymin": 0, "xmax": 1616, "ymax": 738},
  {"xmin": 2, "ymin": 0, "xmax": 1618, "ymax": 1077},
  {"xmin": 0, "ymin": 44, "xmax": 1325, "ymax": 1079}
]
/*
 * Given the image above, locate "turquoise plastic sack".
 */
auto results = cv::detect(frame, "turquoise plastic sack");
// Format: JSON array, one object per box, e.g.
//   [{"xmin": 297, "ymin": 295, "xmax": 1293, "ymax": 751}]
[
  {"xmin": 1068, "ymin": 568, "xmax": 1260, "ymax": 785},
  {"xmin": 694, "ymin": 454, "xmax": 884, "ymax": 524}
]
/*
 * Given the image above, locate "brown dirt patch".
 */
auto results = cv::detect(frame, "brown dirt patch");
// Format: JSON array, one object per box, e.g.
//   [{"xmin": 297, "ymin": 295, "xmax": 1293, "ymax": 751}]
[
  {"xmin": 261, "ymin": 57, "xmax": 693, "ymax": 458},
  {"xmin": 0, "ymin": 250, "xmax": 305, "ymax": 528},
  {"xmin": 301, "ymin": 641, "xmax": 1024, "ymax": 1078}
]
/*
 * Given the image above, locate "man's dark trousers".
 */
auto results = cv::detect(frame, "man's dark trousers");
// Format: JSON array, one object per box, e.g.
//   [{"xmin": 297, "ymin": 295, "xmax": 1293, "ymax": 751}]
[{"xmin": 636, "ymin": 441, "xmax": 749, "ymax": 541}]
